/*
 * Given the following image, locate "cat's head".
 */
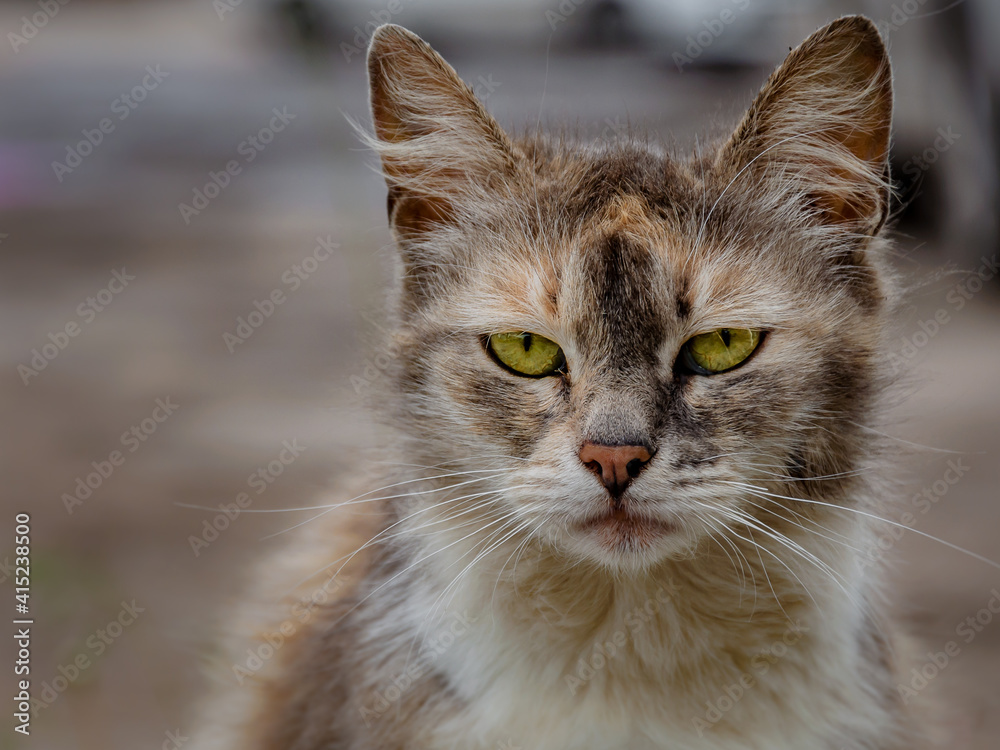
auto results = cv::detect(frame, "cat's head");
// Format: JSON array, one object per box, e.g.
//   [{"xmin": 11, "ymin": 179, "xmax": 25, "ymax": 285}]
[{"xmin": 365, "ymin": 18, "xmax": 895, "ymax": 571}]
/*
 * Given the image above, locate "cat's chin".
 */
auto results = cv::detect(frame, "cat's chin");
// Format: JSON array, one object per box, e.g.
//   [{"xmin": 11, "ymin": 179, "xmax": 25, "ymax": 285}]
[{"xmin": 563, "ymin": 508, "xmax": 695, "ymax": 571}]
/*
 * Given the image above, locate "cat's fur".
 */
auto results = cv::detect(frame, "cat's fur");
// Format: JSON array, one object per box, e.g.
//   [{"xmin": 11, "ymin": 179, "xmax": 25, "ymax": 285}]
[{"xmin": 192, "ymin": 17, "xmax": 936, "ymax": 749}]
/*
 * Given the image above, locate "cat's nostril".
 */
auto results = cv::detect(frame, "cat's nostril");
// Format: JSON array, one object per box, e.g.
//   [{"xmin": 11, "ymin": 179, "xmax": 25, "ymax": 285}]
[
  {"xmin": 625, "ymin": 458, "xmax": 644, "ymax": 478},
  {"xmin": 578, "ymin": 442, "xmax": 653, "ymax": 496}
]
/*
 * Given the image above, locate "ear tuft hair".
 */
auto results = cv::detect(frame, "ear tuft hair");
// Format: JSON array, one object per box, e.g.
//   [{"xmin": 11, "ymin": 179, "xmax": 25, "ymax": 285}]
[
  {"xmin": 365, "ymin": 24, "xmax": 517, "ymax": 238},
  {"xmin": 718, "ymin": 16, "xmax": 893, "ymax": 234}
]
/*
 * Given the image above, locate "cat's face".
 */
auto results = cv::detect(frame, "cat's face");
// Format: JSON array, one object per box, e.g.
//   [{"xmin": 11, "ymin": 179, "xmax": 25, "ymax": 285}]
[{"xmin": 366, "ymin": 19, "xmax": 894, "ymax": 570}]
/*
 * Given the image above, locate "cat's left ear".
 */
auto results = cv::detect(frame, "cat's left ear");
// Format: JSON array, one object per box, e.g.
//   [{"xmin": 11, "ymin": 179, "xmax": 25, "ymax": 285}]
[
  {"xmin": 717, "ymin": 16, "xmax": 892, "ymax": 234},
  {"xmin": 366, "ymin": 24, "xmax": 517, "ymax": 238}
]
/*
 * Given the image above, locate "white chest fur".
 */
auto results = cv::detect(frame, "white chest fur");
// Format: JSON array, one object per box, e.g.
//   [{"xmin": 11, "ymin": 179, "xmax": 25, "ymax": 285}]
[{"xmin": 405, "ymin": 566, "xmax": 888, "ymax": 750}]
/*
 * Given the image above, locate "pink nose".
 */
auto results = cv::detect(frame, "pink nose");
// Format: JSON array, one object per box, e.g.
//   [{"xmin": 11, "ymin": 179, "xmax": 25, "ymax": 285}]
[{"xmin": 578, "ymin": 442, "xmax": 652, "ymax": 496}]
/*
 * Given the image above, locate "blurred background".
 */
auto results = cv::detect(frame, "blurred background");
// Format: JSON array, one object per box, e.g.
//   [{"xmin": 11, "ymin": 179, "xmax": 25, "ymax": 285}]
[{"xmin": 1, "ymin": 0, "xmax": 998, "ymax": 747}]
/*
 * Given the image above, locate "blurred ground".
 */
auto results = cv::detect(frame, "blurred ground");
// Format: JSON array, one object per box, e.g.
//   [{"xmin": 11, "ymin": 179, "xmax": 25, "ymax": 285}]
[{"xmin": 0, "ymin": 1, "xmax": 997, "ymax": 748}]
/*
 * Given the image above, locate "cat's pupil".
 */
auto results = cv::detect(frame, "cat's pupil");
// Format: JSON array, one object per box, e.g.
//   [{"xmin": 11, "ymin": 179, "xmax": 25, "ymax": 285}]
[
  {"xmin": 521, "ymin": 333, "xmax": 532, "ymax": 352},
  {"xmin": 720, "ymin": 329, "xmax": 731, "ymax": 347}
]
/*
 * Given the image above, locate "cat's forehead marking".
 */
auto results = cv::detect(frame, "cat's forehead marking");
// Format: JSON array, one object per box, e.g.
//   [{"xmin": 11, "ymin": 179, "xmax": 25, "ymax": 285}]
[
  {"xmin": 573, "ymin": 230, "xmax": 669, "ymax": 368},
  {"xmin": 568, "ymin": 146, "xmax": 686, "ymax": 223},
  {"xmin": 594, "ymin": 194, "xmax": 655, "ymax": 234},
  {"xmin": 582, "ymin": 191, "xmax": 692, "ymax": 319},
  {"xmin": 576, "ymin": 167, "xmax": 697, "ymax": 318}
]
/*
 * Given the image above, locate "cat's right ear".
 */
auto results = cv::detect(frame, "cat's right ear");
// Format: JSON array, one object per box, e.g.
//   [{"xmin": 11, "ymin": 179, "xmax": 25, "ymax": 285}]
[
  {"xmin": 366, "ymin": 24, "xmax": 517, "ymax": 239},
  {"xmin": 716, "ymin": 16, "xmax": 892, "ymax": 235}
]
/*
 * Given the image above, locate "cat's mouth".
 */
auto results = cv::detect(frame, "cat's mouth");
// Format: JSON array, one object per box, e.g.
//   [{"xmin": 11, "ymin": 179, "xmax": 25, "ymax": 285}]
[{"xmin": 574, "ymin": 508, "xmax": 677, "ymax": 548}]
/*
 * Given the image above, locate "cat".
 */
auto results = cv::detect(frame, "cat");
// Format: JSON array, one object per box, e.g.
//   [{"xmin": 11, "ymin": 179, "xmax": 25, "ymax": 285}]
[{"xmin": 191, "ymin": 16, "xmax": 938, "ymax": 750}]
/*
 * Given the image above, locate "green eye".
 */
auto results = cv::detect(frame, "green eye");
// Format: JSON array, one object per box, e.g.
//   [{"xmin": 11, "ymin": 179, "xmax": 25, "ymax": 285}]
[
  {"xmin": 487, "ymin": 332, "xmax": 566, "ymax": 377},
  {"xmin": 682, "ymin": 328, "xmax": 762, "ymax": 375}
]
